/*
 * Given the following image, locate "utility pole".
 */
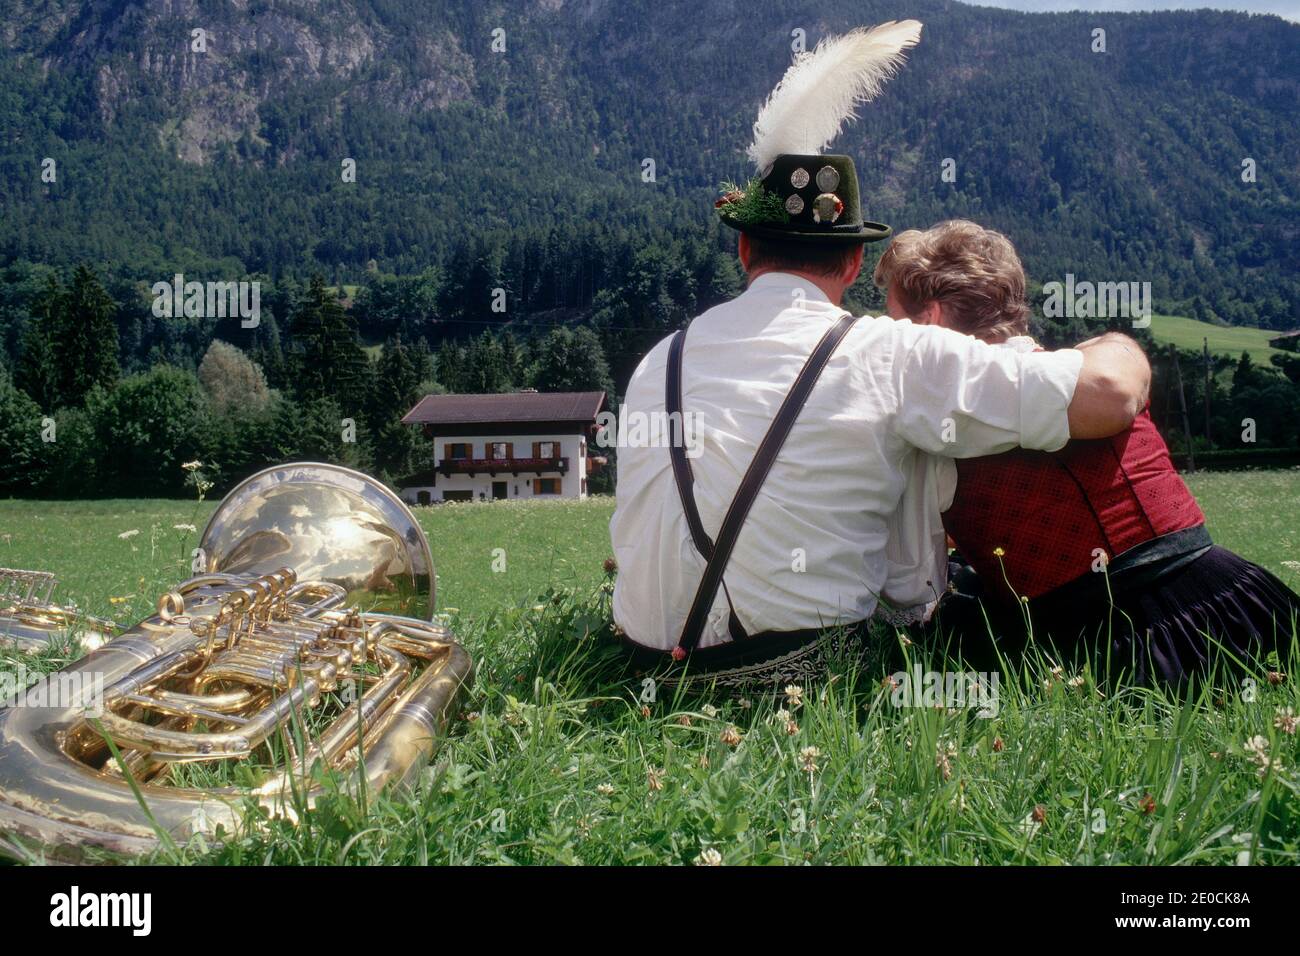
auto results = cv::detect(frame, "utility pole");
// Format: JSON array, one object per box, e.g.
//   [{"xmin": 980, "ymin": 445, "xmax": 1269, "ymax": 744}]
[
  {"xmin": 1171, "ymin": 345, "xmax": 1196, "ymax": 472},
  {"xmin": 1203, "ymin": 337, "xmax": 1213, "ymax": 448}
]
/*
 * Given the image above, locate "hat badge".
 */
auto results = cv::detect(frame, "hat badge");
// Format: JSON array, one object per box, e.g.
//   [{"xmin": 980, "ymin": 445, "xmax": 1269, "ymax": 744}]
[
  {"xmin": 812, "ymin": 192, "xmax": 844, "ymax": 224},
  {"xmin": 815, "ymin": 165, "xmax": 841, "ymax": 192}
]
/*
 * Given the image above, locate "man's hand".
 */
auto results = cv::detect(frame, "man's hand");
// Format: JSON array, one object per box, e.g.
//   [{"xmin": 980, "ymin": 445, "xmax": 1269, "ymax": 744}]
[{"xmin": 1066, "ymin": 332, "xmax": 1150, "ymax": 439}]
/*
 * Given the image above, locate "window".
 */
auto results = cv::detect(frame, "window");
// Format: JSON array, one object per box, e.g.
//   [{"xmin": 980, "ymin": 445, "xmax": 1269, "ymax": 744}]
[
  {"xmin": 489, "ymin": 442, "xmax": 512, "ymax": 460},
  {"xmin": 442, "ymin": 490, "xmax": 473, "ymax": 502},
  {"xmin": 534, "ymin": 478, "xmax": 561, "ymax": 495},
  {"xmin": 445, "ymin": 443, "xmax": 471, "ymax": 460},
  {"xmin": 533, "ymin": 441, "xmax": 558, "ymax": 459},
  {"xmin": 417, "ymin": 491, "xmax": 431, "ymax": 506}
]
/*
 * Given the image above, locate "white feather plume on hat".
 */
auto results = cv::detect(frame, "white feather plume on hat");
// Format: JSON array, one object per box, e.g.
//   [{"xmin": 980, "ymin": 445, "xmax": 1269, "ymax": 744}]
[{"xmin": 747, "ymin": 20, "xmax": 923, "ymax": 172}]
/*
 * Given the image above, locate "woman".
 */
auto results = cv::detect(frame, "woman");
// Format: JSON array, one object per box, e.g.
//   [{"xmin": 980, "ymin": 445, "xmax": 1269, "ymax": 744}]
[{"xmin": 874, "ymin": 219, "xmax": 1298, "ymax": 685}]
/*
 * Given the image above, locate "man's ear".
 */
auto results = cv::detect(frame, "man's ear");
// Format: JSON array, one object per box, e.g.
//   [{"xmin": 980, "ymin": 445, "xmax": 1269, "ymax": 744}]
[
  {"xmin": 737, "ymin": 233, "xmax": 753, "ymax": 272},
  {"xmin": 842, "ymin": 245, "xmax": 866, "ymax": 287}
]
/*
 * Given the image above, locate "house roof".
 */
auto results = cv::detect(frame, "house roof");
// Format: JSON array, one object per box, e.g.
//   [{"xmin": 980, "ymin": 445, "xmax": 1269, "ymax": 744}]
[{"xmin": 401, "ymin": 390, "xmax": 606, "ymax": 427}]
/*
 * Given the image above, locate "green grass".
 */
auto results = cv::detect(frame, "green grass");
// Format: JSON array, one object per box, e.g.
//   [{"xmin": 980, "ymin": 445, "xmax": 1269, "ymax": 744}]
[
  {"xmin": 1146, "ymin": 314, "xmax": 1285, "ymax": 365},
  {"xmin": 0, "ymin": 496, "xmax": 618, "ymax": 625},
  {"xmin": 4, "ymin": 473, "xmax": 1292, "ymax": 623},
  {"xmin": 1, "ymin": 475, "xmax": 1298, "ymax": 865},
  {"xmin": 1190, "ymin": 471, "xmax": 1300, "ymax": 576}
]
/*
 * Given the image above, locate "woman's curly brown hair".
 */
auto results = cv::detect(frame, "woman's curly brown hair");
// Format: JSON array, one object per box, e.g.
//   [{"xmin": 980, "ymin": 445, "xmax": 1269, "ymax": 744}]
[{"xmin": 873, "ymin": 219, "xmax": 1031, "ymax": 343}]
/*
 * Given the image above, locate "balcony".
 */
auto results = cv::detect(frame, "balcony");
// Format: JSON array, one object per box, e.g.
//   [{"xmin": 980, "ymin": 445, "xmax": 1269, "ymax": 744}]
[{"xmin": 436, "ymin": 456, "xmax": 569, "ymax": 477}]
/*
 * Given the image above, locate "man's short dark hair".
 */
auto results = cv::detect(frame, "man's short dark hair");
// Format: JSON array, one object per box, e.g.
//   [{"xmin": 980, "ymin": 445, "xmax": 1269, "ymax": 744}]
[{"xmin": 743, "ymin": 236, "xmax": 862, "ymax": 279}]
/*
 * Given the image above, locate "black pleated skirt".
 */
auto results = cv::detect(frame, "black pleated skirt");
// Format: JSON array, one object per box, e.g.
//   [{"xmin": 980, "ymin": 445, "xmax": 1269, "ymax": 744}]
[{"xmin": 930, "ymin": 546, "xmax": 1299, "ymax": 687}]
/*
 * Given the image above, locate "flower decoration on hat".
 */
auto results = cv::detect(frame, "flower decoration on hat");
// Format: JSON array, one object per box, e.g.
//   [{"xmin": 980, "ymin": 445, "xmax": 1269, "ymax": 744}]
[{"xmin": 714, "ymin": 179, "xmax": 791, "ymax": 225}]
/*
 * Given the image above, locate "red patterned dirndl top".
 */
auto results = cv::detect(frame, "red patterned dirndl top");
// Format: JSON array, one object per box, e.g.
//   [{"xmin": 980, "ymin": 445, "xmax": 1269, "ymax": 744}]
[{"xmin": 941, "ymin": 407, "xmax": 1205, "ymax": 604}]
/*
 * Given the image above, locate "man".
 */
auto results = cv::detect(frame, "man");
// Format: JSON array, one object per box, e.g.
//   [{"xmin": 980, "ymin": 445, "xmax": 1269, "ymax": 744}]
[{"xmin": 608, "ymin": 23, "xmax": 1150, "ymax": 687}]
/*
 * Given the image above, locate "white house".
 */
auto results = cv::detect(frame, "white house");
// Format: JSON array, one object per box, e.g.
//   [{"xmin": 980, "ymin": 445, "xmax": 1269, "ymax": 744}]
[{"xmin": 398, "ymin": 390, "xmax": 607, "ymax": 504}]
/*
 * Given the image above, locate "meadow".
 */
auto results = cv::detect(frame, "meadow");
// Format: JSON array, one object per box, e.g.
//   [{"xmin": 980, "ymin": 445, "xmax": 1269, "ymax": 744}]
[
  {"xmin": 1, "ymin": 470, "xmax": 1297, "ymax": 865},
  {"xmin": 1145, "ymin": 314, "xmax": 1285, "ymax": 366}
]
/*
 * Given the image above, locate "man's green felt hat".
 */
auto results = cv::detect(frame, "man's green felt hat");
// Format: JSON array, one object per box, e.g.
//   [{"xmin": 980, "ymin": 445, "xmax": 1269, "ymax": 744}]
[{"xmin": 717, "ymin": 154, "xmax": 891, "ymax": 244}]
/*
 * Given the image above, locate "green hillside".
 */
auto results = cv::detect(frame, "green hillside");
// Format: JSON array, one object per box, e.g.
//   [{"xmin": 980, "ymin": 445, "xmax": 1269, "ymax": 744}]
[
  {"xmin": 1147, "ymin": 314, "xmax": 1287, "ymax": 363},
  {"xmin": 0, "ymin": 1, "xmax": 1297, "ymax": 331}
]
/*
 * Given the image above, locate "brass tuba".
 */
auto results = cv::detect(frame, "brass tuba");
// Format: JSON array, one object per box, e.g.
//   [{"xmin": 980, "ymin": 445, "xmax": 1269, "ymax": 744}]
[{"xmin": 0, "ymin": 462, "xmax": 472, "ymax": 862}]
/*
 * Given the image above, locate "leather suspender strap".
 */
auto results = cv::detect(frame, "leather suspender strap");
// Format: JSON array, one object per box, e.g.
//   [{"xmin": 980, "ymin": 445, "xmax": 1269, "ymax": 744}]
[
  {"xmin": 666, "ymin": 329, "xmax": 712, "ymax": 557},
  {"xmin": 667, "ymin": 311, "xmax": 861, "ymax": 655},
  {"xmin": 667, "ymin": 329, "xmax": 748, "ymax": 642}
]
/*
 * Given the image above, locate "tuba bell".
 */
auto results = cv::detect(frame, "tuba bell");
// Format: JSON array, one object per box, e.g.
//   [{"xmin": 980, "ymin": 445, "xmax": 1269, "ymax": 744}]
[{"xmin": 0, "ymin": 462, "xmax": 472, "ymax": 863}]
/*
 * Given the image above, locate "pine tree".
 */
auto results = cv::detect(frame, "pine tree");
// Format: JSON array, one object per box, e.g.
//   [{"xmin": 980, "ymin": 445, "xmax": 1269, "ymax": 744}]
[
  {"xmin": 289, "ymin": 275, "xmax": 372, "ymax": 416},
  {"xmin": 1231, "ymin": 351, "xmax": 1261, "ymax": 399},
  {"xmin": 288, "ymin": 277, "xmax": 328, "ymax": 399},
  {"xmin": 53, "ymin": 265, "xmax": 120, "ymax": 406},
  {"xmin": 464, "ymin": 330, "xmax": 509, "ymax": 393},
  {"xmin": 249, "ymin": 311, "xmax": 289, "ymax": 390},
  {"xmin": 369, "ymin": 337, "xmax": 420, "ymax": 431},
  {"xmin": 14, "ymin": 274, "xmax": 61, "ymax": 410},
  {"xmin": 411, "ymin": 338, "xmax": 435, "ymax": 385},
  {"xmin": 435, "ymin": 340, "xmax": 464, "ymax": 393},
  {"xmin": 499, "ymin": 329, "xmax": 523, "ymax": 387}
]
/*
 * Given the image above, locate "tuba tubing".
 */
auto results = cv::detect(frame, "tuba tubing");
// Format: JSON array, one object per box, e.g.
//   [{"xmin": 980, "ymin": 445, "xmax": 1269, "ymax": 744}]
[{"xmin": 0, "ymin": 567, "xmax": 118, "ymax": 653}]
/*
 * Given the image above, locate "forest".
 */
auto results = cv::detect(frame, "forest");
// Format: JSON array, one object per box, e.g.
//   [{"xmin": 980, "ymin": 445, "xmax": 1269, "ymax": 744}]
[
  {"xmin": 2, "ymin": 251, "xmax": 1297, "ymax": 499},
  {"xmin": 2, "ymin": 1, "xmax": 1296, "ymax": 320}
]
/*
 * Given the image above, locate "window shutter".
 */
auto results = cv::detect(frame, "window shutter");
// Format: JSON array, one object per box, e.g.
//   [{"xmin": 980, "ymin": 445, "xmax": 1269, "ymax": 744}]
[
  {"xmin": 505, "ymin": 442, "xmax": 513, "ymax": 459},
  {"xmin": 532, "ymin": 441, "xmax": 541, "ymax": 459},
  {"xmin": 443, "ymin": 443, "xmax": 452, "ymax": 460}
]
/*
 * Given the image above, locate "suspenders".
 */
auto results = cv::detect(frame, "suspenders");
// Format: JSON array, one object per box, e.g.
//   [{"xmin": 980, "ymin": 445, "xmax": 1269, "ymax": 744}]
[{"xmin": 665, "ymin": 311, "xmax": 861, "ymax": 657}]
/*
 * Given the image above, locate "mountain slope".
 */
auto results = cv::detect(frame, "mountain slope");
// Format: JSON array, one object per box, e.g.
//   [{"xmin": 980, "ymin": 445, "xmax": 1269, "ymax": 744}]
[{"xmin": 1, "ymin": 0, "xmax": 1296, "ymax": 325}]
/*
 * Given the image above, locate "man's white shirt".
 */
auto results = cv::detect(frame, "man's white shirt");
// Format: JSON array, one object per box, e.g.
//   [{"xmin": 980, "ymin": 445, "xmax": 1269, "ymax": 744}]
[{"xmin": 609, "ymin": 272, "xmax": 1083, "ymax": 652}]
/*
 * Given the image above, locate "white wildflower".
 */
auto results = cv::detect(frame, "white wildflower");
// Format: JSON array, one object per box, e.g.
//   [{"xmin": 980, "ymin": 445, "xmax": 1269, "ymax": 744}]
[
  {"xmin": 798, "ymin": 745, "xmax": 821, "ymax": 774},
  {"xmin": 1243, "ymin": 735, "xmax": 1282, "ymax": 778},
  {"xmin": 1274, "ymin": 707, "xmax": 1297, "ymax": 735}
]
